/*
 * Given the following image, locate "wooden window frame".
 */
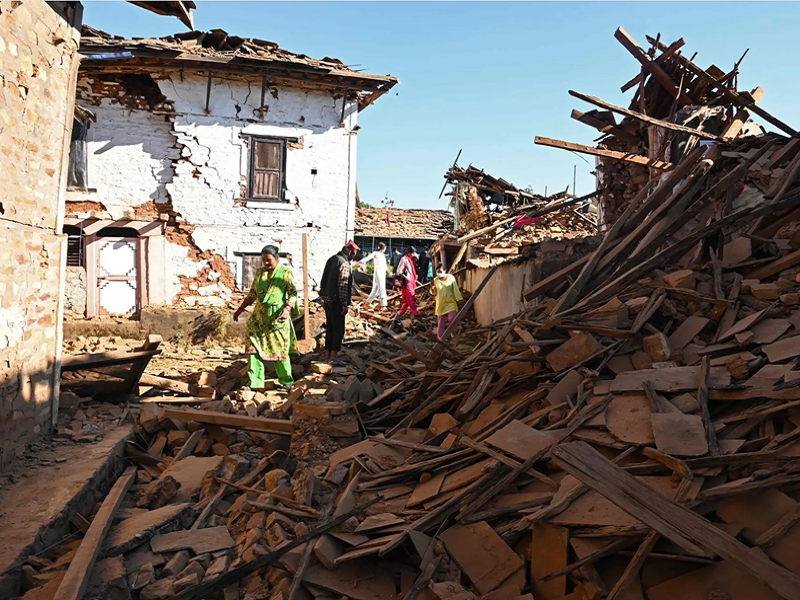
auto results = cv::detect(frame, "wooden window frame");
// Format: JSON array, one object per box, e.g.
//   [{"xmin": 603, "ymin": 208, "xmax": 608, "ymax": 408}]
[{"xmin": 246, "ymin": 136, "xmax": 289, "ymax": 203}]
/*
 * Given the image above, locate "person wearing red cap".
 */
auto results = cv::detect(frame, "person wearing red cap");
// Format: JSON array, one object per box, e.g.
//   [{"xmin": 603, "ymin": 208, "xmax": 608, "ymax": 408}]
[{"xmin": 319, "ymin": 241, "xmax": 359, "ymax": 365}]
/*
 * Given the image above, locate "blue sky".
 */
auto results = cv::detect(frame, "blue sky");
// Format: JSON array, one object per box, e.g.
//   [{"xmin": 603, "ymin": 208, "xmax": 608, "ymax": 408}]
[{"xmin": 83, "ymin": 1, "xmax": 800, "ymax": 209}]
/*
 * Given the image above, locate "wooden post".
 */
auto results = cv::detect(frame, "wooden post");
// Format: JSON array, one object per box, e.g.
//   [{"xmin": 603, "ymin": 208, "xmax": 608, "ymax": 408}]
[{"xmin": 302, "ymin": 233, "xmax": 310, "ymax": 340}]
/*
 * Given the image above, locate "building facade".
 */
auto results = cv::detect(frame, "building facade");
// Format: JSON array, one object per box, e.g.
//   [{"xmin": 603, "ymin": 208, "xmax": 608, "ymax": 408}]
[
  {"xmin": 0, "ymin": 1, "xmax": 194, "ymax": 468},
  {"xmin": 64, "ymin": 28, "xmax": 397, "ymax": 317}
]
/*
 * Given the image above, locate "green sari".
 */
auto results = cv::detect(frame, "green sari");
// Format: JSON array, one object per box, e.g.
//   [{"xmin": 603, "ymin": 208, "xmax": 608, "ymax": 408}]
[{"xmin": 245, "ymin": 265, "xmax": 298, "ymax": 362}]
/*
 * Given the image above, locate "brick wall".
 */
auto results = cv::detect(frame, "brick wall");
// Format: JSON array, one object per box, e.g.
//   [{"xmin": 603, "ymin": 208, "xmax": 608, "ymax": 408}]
[{"xmin": 0, "ymin": 1, "xmax": 81, "ymax": 467}]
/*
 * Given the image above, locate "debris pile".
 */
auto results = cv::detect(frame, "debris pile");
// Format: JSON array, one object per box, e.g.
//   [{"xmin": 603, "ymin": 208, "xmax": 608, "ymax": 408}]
[
  {"xmin": 20, "ymin": 26, "xmax": 800, "ymax": 600},
  {"xmin": 535, "ymin": 26, "xmax": 795, "ymax": 230}
]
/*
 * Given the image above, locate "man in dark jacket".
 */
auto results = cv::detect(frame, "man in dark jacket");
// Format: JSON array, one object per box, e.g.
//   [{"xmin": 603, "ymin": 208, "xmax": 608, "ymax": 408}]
[
  {"xmin": 320, "ymin": 241, "xmax": 359, "ymax": 365},
  {"xmin": 418, "ymin": 247, "xmax": 431, "ymax": 284},
  {"xmin": 391, "ymin": 248, "xmax": 402, "ymax": 272}
]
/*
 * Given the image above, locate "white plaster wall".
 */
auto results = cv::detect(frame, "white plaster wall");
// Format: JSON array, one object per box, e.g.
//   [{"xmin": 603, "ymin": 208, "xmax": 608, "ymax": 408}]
[
  {"xmin": 78, "ymin": 85, "xmax": 178, "ymax": 218},
  {"xmin": 77, "ymin": 71, "xmax": 359, "ymax": 305}
]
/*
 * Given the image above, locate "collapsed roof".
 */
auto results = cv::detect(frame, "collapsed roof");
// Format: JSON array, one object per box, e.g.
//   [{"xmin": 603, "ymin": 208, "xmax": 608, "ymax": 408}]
[
  {"xmin": 355, "ymin": 206, "xmax": 454, "ymax": 240},
  {"xmin": 79, "ymin": 26, "xmax": 399, "ymax": 107}
]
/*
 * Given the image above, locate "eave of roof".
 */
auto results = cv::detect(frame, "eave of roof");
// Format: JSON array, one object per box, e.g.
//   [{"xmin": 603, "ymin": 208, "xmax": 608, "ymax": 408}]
[{"xmin": 78, "ymin": 27, "xmax": 399, "ymax": 95}]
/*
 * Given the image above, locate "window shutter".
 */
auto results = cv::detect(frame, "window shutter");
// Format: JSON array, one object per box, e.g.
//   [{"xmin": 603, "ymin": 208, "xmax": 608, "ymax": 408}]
[{"xmin": 251, "ymin": 140, "xmax": 283, "ymax": 200}]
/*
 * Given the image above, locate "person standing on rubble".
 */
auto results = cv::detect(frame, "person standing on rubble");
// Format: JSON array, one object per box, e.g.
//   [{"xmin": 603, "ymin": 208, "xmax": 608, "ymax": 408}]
[
  {"xmin": 391, "ymin": 248, "xmax": 403, "ymax": 272},
  {"xmin": 418, "ymin": 247, "xmax": 431, "ymax": 284},
  {"xmin": 359, "ymin": 242, "xmax": 388, "ymax": 309},
  {"xmin": 397, "ymin": 246, "xmax": 420, "ymax": 317},
  {"xmin": 432, "ymin": 264, "xmax": 463, "ymax": 338},
  {"xmin": 232, "ymin": 245, "xmax": 298, "ymax": 391},
  {"xmin": 320, "ymin": 241, "xmax": 359, "ymax": 366}
]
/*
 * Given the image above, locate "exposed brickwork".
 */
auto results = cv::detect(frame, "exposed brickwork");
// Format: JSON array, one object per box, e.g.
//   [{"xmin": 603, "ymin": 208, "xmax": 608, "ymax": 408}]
[{"xmin": 0, "ymin": 1, "xmax": 81, "ymax": 467}]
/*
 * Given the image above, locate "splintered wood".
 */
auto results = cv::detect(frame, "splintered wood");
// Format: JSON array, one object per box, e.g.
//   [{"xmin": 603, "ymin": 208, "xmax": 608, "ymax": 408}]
[{"xmin": 30, "ymin": 25, "xmax": 800, "ymax": 600}]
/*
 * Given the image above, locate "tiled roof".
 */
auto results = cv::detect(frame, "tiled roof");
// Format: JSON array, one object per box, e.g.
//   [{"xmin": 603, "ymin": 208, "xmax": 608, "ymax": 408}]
[
  {"xmin": 79, "ymin": 26, "xmax": 398, "ymax": 94},
  {"xmin": 355, "ymin": 207, "xmax": 454, "ymax": 239}
]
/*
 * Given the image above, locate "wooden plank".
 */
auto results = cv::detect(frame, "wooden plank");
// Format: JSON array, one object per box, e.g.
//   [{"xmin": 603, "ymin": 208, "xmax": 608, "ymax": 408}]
[
  {"xmin": 570, "ymin": 109, "xmax": 640, "ymax": 145},
  {"xmin": 439, "ymin": 521, "xmax": 524, "ymax": 595},
  {"xmin": 484, "ymin": 420, "xmax": 555, "ymax": 460},
  {"xmin": 552, "ymin": 181, "xmax": 653, "ymax": 316},
  {"xmin": 302, "ymin": 233, "xmax": 310, "ymax": 341},
  {"xmin": 719, "ymin": 308, "xmax": 768, "ymax": 342},
  {"xmin": 553, "ymin": 441, "xmax": 800, "ymax": 600},
  {"xmin": 609, "ymin": 366, "xmax": 731, "ymax": 393},
  {"xmin": 620, "ymin": 37, "xmax": 685, "ymax": 93},
  {"xmin": 646, "ymin": 34, "xmax": 796, "ymax": 136},
  {"xmin": 140, "ymin": 374, "xmax": 216, "ymax": 398},
  {"xmin": 161, "ymin": 408, "xmax": 292, "ymax": 435},
  {"xmin": 764, "ymin": 335, "xmax": 800, "ymax": 363},
  {"xmin": 534, "ymin": 136, "xmax": 673, "ymax": 170},
  {"xmin": 614, "ymin": 27, "xmax": 692, "ymax": 105},
  {"xmin": 523, "ymin": 253, "xmax": 592, "ymax": 301},
  {"xmin": 568, "ymin": 91, "xmax": 724, "ymax": 141},
  {"xmin": 174, "ymin": 429, "xmax": 205, "ymax": 461},
  {"xmin": 530, "ymin": 523, "xmax": 568, "ymax": 599},
  {"xmin": 722, "ymin": 88, "xmax": 766, "ymax": 139},
  {"xmin": 651, "ymin": 413, "xmax": 708, "ymax": 457},
  {"xmin": 747, "ymin": 248, "xmax": 800, "ymax": 280},
  {"xmin": 61, "ymin": 349, "xmax": 159, "ymax": 371},
  {"xmin": 52, "ymin": 467, "xmax": 136, "ymax": 600},
  {"xmin": 668, "ymin": 316, "xmax": 710, "ymax": 352}
]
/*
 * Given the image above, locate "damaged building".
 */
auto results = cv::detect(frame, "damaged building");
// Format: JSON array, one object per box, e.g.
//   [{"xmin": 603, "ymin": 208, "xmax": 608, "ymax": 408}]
[
  {"xmin": 0, "ymin": 1, "xmax": 195, "ymax": 469},
  {"xmin": 64, "ymin": 27, "xmax": 398, "ymax": 316}
]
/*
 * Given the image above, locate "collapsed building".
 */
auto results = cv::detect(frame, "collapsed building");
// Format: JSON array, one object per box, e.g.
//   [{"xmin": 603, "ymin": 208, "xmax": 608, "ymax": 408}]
[
  {"xmin": 12, "ymin": 18, "xmax": 800, "ymax": 600},
  {"xmin": 436, "ymin": 164, "xmax": 599, "ymax": 324}
]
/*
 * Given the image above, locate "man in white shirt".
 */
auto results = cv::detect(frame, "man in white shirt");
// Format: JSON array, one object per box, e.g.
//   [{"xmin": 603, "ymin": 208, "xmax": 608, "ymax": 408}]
[{"xmin": 359, "ymin": 242, "xmax": 388, "ymax": 309}]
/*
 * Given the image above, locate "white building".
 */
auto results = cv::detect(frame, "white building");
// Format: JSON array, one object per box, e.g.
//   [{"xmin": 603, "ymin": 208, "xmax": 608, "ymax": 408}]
[{"xmin": 64, "ymin": 27, "xmax": 397, "ymax": 317}]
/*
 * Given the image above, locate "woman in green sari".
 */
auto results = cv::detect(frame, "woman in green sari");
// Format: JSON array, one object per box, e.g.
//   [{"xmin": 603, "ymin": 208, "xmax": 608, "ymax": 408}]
[{"xmin": 233, "ymin": 245, "xmax": 298, "ymax": 390}]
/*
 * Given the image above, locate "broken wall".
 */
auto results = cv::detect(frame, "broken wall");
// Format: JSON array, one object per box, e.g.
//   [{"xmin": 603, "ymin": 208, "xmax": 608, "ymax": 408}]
[
  {"xmin": 0, "ymin": 1, "xmax": 81, "ymax": 466},
  {"xmin": 462, "ymin": 238, "xmax": 601, "ymax": 325},
  {"xmin": 73, "ymin": 70, "xmax": 359, "ymax": 307}
]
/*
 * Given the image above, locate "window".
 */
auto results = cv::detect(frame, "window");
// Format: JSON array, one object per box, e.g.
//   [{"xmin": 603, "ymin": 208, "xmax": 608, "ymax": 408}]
[
  {"xmin": 64, "ymin": 226, "xmax": 84, "ymax": 267},
  {"xmin": 248, "ymin": 137, "xmax": 287, "ymax": 202}
]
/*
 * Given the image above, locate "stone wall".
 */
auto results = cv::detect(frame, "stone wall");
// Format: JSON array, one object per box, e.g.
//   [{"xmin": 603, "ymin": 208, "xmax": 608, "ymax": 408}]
[
  {"xmin": 0, "ymin": 1, "xmax": 80, "ymax": 467},
  {"xmin": 64, "ymin": 266, "xmax": 87, "ymax": 317},
  {"xmin": 73, "ymin": 70, "xmax": 359, "ymax": 307}
]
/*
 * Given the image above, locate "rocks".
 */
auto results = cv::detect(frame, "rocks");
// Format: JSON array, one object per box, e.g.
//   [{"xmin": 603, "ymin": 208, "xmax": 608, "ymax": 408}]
[
  {"xmin": 161, "ymin": 550, "xmax": 190, "ymax": 577},
  {"xmin": 136, "ymin": 475, "xmax": 181, "ymax": 509}
]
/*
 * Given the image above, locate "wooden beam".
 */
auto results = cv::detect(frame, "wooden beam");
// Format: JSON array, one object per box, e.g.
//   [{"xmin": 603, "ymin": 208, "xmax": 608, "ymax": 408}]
[
  {"xmin": 441, "ymin": 265, "xmax": 499, "ymax": 342},
  {"xmin": 53, "ymin": 467, "xmax": 136, "ymax": 600},
  {"xmin": 646, "ymin": 34, "xmax": 796, "ymax": 136},
  {"xmin": 620, "ymin": 37, "xmax": 685, "ymax": 93},
  {"xmin": 535, "ymin": 136, "xmax": 673, "ymax": 170},
  {"xmin": 554, "ymin": 442, "xmax": 800, "ymax": 600},
  {"xmin": 722, "ymin": 87, "xmax": 765, "ymax": 139},
  {"xmin": 568, "ymin": 91, "xmax": 724, "ymax": 141},
  {"xmin": 614, "ymin": 28, "xmax": 692, "ymax": 105},
  {"xmin": 570, "ymin": 109, "xmax": 640, "ymax": 146},
  {"xmin": 61, "ymin": 349, "xmax": 160, "ymax": 371},
  {"xmin": 161, "ymin": 408, "xmax": 293, "ymax": 435},
  {"xmin": 302, "ymin": 233, "xmax": 311, "ymax": 341},
  {"xmin": 747, "ymin": 247, "xmax": 800, "ymax": 280},
  {"xmin": 139, "ymin": 373, "xmax": 216, "ymax": 399}
]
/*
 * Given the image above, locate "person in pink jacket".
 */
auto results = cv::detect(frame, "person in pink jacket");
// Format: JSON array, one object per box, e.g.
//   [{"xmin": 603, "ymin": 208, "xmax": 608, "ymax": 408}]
[{"xmin": 396, "ymin": 246, "xmax": 420, "ymax": 317}]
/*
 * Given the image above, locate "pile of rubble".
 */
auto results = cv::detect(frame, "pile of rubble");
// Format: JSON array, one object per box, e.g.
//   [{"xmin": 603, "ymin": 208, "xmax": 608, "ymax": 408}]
[{"xmin": 18, "ymin": 26, "xmax": 800, "ymax": 600}]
